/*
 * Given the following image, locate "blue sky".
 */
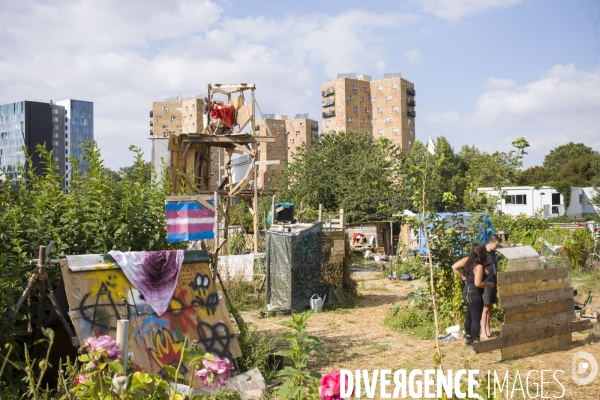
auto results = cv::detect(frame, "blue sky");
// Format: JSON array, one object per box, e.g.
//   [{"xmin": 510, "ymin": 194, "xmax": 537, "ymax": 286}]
[{"xmin": 0, "ymin": 0, "xmax": 599, "ymax": 169}]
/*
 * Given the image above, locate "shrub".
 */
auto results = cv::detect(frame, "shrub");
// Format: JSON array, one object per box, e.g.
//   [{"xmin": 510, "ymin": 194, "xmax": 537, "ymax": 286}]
[{"xmin": 563, "ymin": 228, "xmax": 595, "ymax": 269}]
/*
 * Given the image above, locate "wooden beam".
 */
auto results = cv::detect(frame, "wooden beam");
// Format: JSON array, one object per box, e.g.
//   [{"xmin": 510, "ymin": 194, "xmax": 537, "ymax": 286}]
[
  {"xmin": 503, "ymin": 298, "xmax": 574, "ymax": 324},
  {"xmin": 500, "ymin": 287, "xmax": 574, "ymax": 309},
  {"xmin": 497, "ymin": 267, "xmax": 568, "ymax": 285},
  {"xmin": 473, "ymin": 319, "xmax": 591, "ymax": 354},
  {"xmin": 178, "ymin": 134, "xmax": 274, "ymax": 144},
  {"xmin": 502, "ymin": 311, "xmax": 572, "ymax": 336},
  {"xmin": 231, "ymin": 142, "xmax": 255, "ymax": 157},
  {"xmin": 501, "ymin": 333, "xmax": 572, "ymax": 360},
  {"xmin": 499, "ymin": 280, "xmax": 568, "ymax": 297}
]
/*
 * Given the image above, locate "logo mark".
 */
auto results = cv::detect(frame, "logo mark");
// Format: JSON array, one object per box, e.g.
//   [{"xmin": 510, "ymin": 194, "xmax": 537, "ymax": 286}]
[{"xmin": 572, "ymin": 351, "xmax": 598, "ymax": 386}]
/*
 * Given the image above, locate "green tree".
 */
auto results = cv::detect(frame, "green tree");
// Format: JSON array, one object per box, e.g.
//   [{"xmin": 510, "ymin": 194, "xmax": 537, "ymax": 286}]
[
  {"xmin": 515, "ymin": 165, "xmax": 557, "ymax": 186},
  {"xmin": 511, "ymin": 137, "xmax": 530, "ymax": 156},
  {"xmin": 543, "ymin": 142, "xmax": 599, "ymax": 174},
  {"xmin": 276, "ymin": 132, "xmax": 407, "ymax": 222}
]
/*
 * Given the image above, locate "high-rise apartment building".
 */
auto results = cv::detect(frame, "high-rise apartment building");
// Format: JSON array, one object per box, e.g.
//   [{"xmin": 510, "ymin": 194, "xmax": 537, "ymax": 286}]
[
  {"xmin": 255, "ymin": 114, "xmax": 318, "ymax": 188},
  {"xmin": 321, "ymin": 73, "xmax": 416, "ymax": 152},
  {"xmin": 56, "ymin": 99, "xmax": 94, "ymax": 185}
]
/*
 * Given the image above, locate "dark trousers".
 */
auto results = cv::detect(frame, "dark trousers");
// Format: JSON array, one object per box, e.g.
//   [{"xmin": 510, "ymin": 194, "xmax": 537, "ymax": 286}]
[{"xmin": 463, "ymin": 284, "xmax": 484, "ymax": 340}]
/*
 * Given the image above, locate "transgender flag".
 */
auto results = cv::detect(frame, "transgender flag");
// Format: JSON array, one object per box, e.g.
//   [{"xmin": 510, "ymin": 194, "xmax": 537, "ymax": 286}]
[{"xmin": 166, "ymin": 200, "xmax": 215, "ymax": 242}]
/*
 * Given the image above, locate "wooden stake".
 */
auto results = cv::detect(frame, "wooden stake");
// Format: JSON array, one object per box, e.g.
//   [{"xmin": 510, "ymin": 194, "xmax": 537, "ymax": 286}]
[{"xmin": 116, "ymin": 320, "xmax": 129, "ymax": 372}]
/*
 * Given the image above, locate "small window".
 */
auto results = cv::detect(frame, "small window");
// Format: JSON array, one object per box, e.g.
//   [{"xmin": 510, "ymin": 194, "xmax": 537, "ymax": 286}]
[
  {"xmin": 300, "ymin": 138, "xmax": 305, "ymax": 142},
  {"xmin": 53, "ymin": 109, "xmax": 58, "ymax": 114},
  {"xmin": 408, "ymin": 119, "xmax": 412, "ymax": 125},
  {"xmin": 377, "ymin": 107, "xmax": 383, "ymax": 113},
  {"xmin": 290, "ymin": 139, "xmax": 295, "ymax": 143},
  {"xmin": 392, "ymin": 128, "xmax": 399, "ymax": 134},
  {"xmin": 360, "ymin": 118, "xmax": 364, "ymax": 123},
  {"xmin": 211, "ymin": 170, "xmax": 217, "ymax": 176},
  {"xmin": 392, "ymin": 105, "xmax": 399, "ymax": 112},
  {"xmin": 579, "ymin": 194, "xmax": 583, "ymax": 204},
  {"xmin": 53, "ymin": 117, "xmax": 58, "ymax": 122},
  {"xmin": 386, "ymin": 117, "xmax": 392, "ymax": 123},
  {"xmin": 372, "ymin": 97, "xmax": 377, "ymax": 102},
  {"xmin": 353, "ymin": 129, "xmax": 358, "ymax": 133},
  {"xmin": 272, "ymin": 123, "xmax": 276, "ymax": 127},
  {"xmin": 325, "ymin": 120, "xmax": 330, "ymax": 126},
  {"xmin": 392, "ymin": 83, "xmax": 398, "ymax": 89},
  {"xmin": 360, "ymin": 96, "xmax": 364, "ymax": 101},
  {"xmin": 65, "ymin": 149, "xmax": 68, "ymax": 154},
  {"xmin": 65, "ymin": 134, "xmax": 68, "ymax": 139},
  {"xmin": 177, "ymin": 126, "xmax": 182, "ymax": 130},
  {"xmin": 352, "ymin": 84, "xmax": 358, "ymax": 90},
  {"xmin": 378, "ymin": 129, "xmax": 384, "ymax": 134},
  {"xmin": 365, "ymin": 87, "xmax": 370, "ymax": 92},
  {"xmin": 65, "ymin": 117, "xmax": 68, "ymax": 122},
  {"xmin": 504, "ymin": 195, "xmax": 527, "ymax": 205},
  {"xmin": 156, "ymin": 116, "xmax": 162, "ymax": 121},
  {"xmin": 377, "ymin": 85, "xmax": 383, "ymax": 91},
  {"xmin": 410, "ymin": 130, "xmax": 414, "ymax": 136},
  {"xmin": 408, "ymin": 140, "xmax": 412, "ymax": 146},
  {"xmin": 385, "ymin": 95, "xmax": 392, "ymax": 101},
  {"xmin": 365, "ymin": 108, "xmax": 370, "ymax": 113},
  {"xmin": 353, "ymin": 106, "xmax": 358, "ymax": 112},
  {"xmin": 372, "ymin": 119, "xmax": 377, "ymax": 124},
  {"xmin": 300, "ymin": 122, "xmax": 304, "ymax": 126},
  {"xmin": 162, "ymin": 106, "xmax": 168, "ymax": 112},
  {"xmin": 347, "ymin": 95, "xmax": 353, "ymax": 100},
  {"xmin": 65, "ymin": 125, "xmax": 68, "ymax": 130},
  {"xmin": 176, "ymin": 107, "xmax": 182, "ymax": 113},
  {"xmin": 296, "ymin": 130, "xmax": 300, "ymax": 134},
  {"xmin": 347, "ymin": 117, "xmax": 353, "ymax": 122},
  {"xmin": 268, "ymin": 146, "xmax": 272, "ymax": 150},
  {"xmin": 162, "ymin": 125, "xmax": 168, "ymax": 129}
]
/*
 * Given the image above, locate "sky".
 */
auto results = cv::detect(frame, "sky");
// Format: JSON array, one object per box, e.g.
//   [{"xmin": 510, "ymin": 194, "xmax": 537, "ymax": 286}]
[{"xmin": 0, "ymin": 0, "xmax": 599, "ymax": 169}]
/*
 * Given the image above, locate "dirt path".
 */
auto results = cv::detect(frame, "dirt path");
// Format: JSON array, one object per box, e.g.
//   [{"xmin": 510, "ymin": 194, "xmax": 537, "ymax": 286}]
[{"xmin": 243, "ymin": 270, "xmax": 600, "ymax": 399}]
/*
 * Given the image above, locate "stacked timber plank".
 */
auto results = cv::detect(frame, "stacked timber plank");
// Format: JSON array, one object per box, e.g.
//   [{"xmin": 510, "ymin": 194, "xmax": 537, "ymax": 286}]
[{"xmin": 473, "ymin": 246, "xmax": 591, "ymax": 359}]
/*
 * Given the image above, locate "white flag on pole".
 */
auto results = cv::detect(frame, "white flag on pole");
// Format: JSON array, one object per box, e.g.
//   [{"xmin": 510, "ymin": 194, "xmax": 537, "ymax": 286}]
[{"xmin": 427, "ymin": 137, "xmax": 435, "ymax": 155}]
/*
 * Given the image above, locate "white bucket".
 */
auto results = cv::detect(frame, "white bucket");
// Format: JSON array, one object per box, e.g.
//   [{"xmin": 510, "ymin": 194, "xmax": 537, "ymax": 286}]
[
  {"xmin": 446, "ymin": 325, "xmax": 464, "ymax": 339},
  {"xmin": 310, "ymin": 294, "xmax": 326, "ymax": 313}
]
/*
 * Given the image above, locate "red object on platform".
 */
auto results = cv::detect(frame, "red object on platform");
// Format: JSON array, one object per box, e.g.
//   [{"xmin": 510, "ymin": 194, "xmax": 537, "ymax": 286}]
[
  {"xmin": 210, "ymin": 102, "xmax": 235, "ymax": 128},
  {"xmin": 351, "ymin": 233, "xmax": 365, "ymax": 246}
]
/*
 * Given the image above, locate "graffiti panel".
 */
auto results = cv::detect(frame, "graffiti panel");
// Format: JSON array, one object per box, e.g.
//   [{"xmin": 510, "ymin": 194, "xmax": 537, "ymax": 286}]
[{"xmin": 61, "ymin": 255, "xmax": 241, "ymax": 383}]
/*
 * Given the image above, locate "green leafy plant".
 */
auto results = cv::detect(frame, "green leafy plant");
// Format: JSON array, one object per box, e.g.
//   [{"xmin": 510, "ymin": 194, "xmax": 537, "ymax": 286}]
[
  {"xmin": 563, "ymin": 228, "xmax": 594, "ymax": 270},
  {"xmin": 274, "ymin": 312, "xmax": 322, "ymax": 400}
]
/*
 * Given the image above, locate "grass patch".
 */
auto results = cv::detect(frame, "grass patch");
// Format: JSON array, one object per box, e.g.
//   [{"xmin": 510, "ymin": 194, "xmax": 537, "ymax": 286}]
[
  {"xmin": 384, "ymin": 303, "xmax": 436, "ymax": 340},
  {"xmin": 220, "ymin": 279, "xmax": 265, "ymax": 311}
]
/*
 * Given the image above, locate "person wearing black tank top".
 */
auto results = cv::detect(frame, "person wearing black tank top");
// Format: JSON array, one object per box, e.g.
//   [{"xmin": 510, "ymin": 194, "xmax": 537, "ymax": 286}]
[
  {"xmin": 452, "ymin": 242, "xmax": 495, "ymax": 345},
  {"xmin": 481, "ymin": 234, "xmax": 501, "ymax": 340}
]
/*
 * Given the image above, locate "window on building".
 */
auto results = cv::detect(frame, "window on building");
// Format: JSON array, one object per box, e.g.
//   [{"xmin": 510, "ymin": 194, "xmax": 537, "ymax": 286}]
[
  {"xmin": 372, "ymin": 119, "xmax": 378, "ymax": 124},
  {"xmin": 347, "ymin": 95, "xmax": 353, "ymax": 100},
  {"xmin": 162, "ymin": 125, "xmax": 168, "ymax": 129},
  {"xmin": 410, "ymin": 130, "xmax": 414, "ymax": 136},
  {"xmin": 177, "ymin": 126, "xmax": 182, "ymax": 130},
  {"xmin": 300, "ymin": 138, "xmax": 305, "ymax": 141},
  {"xmin": 408, "ymin": 119, "xmax": 412, "ymax": 125},
  {"xmin": 378, "ymin": 129, "xmax": 384, "ymax": 135},
  {"xmin": 65, "ymin": 134, "xmax": 68, "ymax": 139},
  {"xmin": 377, "ymin": 85, "xmax": 383, "ymax": 91},
  {"xmin": 53, "ymin": 141, "xmax": 58, "ymax": 146},
  {"xmin": 65, "ymin": 110, "xmax": 68, "ymax": 114},
  {"xmin": 272, "ymin": 123, "xmax": 276, "ymax": 127},
  {"xmin": 365, "ymin": 108, "xmax": 370, "ymax": 113},
  {"xmin": 156, "ymin": 116, "xmax": 162, "ymax": 121},
  {"xmin": 372, "ymin": 97, "xmax": 377, "ymax": 102},
  {"xmin": 268, "ymin": 146, "xmax": 272, "ymax": 150},
  {"xmin": 66, "ymin": 149, "xmax": 68, "ymax": 154},
  {"xmin": 296, "ymin": 130, "xmax": 300, "ymax": 134},
  {"xmin": 53, "ymin": 109, "xmax": 58, "ymax": 114},
  {"xmin": 211, "ymin": 170, "xmax": 216, "ymax": 176},
  {"xmin": 377, "ymin": 107, "xmax": 383, "ymax": 113},
  {"xmin": 300, "ymin": 122, "xmax": 304, "ymax": 126},
  {"xmin": 347, "ymin": 117, "xmax": 353, "ymax": 122},
  {"xmin": 162, "ymin": 106, "xmax": 168, "ymax": 112},
  {"xmin": 352, "ymin": 84, "xmax": 358, "ymax": 90},
  {"xmin": 385, "ymin": 95, "xmax": 392, "ymax": 101},
  {"xmin": 408, "ymin": 140, "xmax": 412, "ymax": 146},
  {"xmin": 325, "ymin": 120, "xmax": 330, "ymax": 126},
  {"xmin": 353, "ymin": 106, "xmax": 358, "ymax": 112},
  {"xmin": 271, "ymin": 154, "xmax": 276, "ymax": 159},
  {"xmin": 386, "ymin": 118, "xmax": 392, "ymax": 124},
  {"xmin": 290, "ymin": 139, "xmax": 295, "ymax": 143},
  {"xmin": 579, "ymin": 194, "xmax": 583, "ymax": 204},
  {"xmin": 392, "ymin": 128, "xmax": 399, "ymax": 135},
  {"xmin": 65, "ymin": 117, "xmax": 68, "ymax": 122},
  {"xmin": 365, "ymin": 87, "xmax": 370, "ymax": 92},
  {"xmin": 65, "ymin": 125, "xmax": 68, "ymax": 130},
  {"xmin": 504, "ymin": 195, "xmax": 527, "ymax": 205},
  {"xmin": 392, "ymin": 83, "xmax": 398, "ymax": 89},
  {"xmin": 392, "ymin": 105, "xmax": 399, "ymax": 112},
  {"xmin": 176, "ymin": 107, "xmax": 181, "ymax": 113},
  {"xmin": 54, "ymin": 125, "xmax": 59, "ymax": 130},
  {"xmin": 171, "ymin": 116, "xmax": 176, "ymax": 122},
  {"xmin": 53, "ymin": 117, "xmax": 58, "ymax": 122},
  {"xmin": 360, "ymin": 96, "xmax": 364, "ymax": 101},
  {"xmin": 360, "ymin": 118, "xmax": 364, "ymax": 123}
]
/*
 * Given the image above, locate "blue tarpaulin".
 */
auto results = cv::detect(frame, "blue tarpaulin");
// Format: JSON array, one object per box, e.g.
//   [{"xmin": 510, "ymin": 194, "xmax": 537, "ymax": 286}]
[{"xmin": 415, "ymin": 212, "xmax": 494, "ymax": 255}]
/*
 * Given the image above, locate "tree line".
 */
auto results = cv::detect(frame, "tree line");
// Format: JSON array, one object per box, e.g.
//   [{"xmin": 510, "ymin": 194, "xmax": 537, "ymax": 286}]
[{"xmin": 275, "ymin": 132, "xmax": 600, "ymax": 223}]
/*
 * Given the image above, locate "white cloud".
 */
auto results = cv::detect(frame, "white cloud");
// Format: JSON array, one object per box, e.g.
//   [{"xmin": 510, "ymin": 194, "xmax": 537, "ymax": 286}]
[
  {"xmin": 404, "ymin": 48, "xmax": 424, "ymax": 65},
  {"xmin": 466, "ymin": 64, "xmax": 600, "ymax": 165},
  {"xmin": 423, "ymin": 110, "xmax": 461, "ymax": 124},
  {"xmin": 418, "ymin": 0, "xmax": 521, "ymax": 21},
  {"xmin": 0, "ymin": 1, "xmax": 420, "ymax": 169}
]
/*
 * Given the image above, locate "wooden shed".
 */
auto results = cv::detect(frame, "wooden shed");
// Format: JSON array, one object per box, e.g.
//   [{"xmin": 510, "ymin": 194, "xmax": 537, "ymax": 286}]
[{"xmin": 345, "ymin": 221, "xmax": 393, "ymax": 255}]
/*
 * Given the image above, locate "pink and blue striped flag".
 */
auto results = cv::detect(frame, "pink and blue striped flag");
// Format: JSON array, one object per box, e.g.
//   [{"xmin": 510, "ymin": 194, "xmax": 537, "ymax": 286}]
[{"xmin": 166, "ymin": 200, "xmax": 215, "ymax": 242}]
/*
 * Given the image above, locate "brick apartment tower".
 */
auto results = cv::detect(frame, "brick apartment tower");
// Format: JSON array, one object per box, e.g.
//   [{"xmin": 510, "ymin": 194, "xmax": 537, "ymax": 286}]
[
  {"xmin": 255, "ymin": 113, "xmax": 318, "ymax": 188},
  {"xmin": 321, "ymin": 73, "xmax": 416, "ymax": 152}
]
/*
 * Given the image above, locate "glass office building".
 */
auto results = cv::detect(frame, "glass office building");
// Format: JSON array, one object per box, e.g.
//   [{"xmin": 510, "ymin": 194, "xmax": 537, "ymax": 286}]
[
  {"xmin": 56, "ymin": 99, "xmax": 94, "ymax": 185},
  {"xmin": 0, "ymin": 102, "xmax": 26, "ymax": 182}
]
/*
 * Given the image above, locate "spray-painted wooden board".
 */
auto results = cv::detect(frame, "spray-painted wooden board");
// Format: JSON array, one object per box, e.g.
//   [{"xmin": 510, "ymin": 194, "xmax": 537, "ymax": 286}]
[{"xmin": 60, "ymin": 252, "xmax": 241, "ymax": 381}]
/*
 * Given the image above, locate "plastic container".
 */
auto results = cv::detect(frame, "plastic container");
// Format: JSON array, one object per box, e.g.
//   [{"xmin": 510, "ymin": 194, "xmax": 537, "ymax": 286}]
[{"xmin": 446, "ymin": 325, "xmax": 464, "ymax": 339}]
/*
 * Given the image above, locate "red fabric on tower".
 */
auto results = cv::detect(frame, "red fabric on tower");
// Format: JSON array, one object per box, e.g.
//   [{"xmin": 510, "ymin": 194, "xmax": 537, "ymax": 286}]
[{"xmin": 209, "ymin": 102, "xmax": 235, "ymax": 128}]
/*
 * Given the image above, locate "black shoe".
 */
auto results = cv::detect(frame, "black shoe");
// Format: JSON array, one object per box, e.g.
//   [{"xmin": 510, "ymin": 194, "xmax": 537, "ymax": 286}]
[{"xmin": 465, "ymin": 337, "xmax": 473, "ymax": 346}]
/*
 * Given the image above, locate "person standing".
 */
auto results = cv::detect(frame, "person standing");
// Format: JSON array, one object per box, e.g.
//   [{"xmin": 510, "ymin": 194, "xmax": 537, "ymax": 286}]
[
  {"xmin": 452, "ymin": 242, "xmax": 495, "ymax": 345},
  {"xmin": 481, "ymin": 234, "xmax": 502, "ymax": 340}
]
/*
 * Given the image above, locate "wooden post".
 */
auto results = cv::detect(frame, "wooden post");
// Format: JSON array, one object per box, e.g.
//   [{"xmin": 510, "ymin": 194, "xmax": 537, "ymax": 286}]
[
  {"xmin": 340, "ymin": 209, "xmax": 345, "ymax": 229},
  {"xmin": 35, "ymin": 245, "xmax": 46, "ymax": 343},
  {"xmin": 253, "ymin": 160, "xmax": 259, "ymax": 253},
  {"xmin": 116, "ymin": 320, "xmax": 129, "ymax": 372},
  {"xmin": 214, "ymin": 191, "xmax": 219, "ymax": 251},
  {"xmin": 318, "ymin": 204, "xmax": 322, "ymax": 222},
  {"xmin": 299, "ymin": 202, "xmax": 304, "ymax": 223},
  {"xmin": 271, "ymin": 195, "xmax": 276, "ymax": 229},
  {"xmin": 389, "ymin": 220, "xmax": 393, "ymax": 255}
]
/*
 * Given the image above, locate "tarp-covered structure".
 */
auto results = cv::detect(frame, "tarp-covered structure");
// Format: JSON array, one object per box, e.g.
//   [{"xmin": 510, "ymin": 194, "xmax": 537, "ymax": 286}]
[{"xmin": 265, "ymin": 222, "xmax": 345, "ymax": 311}]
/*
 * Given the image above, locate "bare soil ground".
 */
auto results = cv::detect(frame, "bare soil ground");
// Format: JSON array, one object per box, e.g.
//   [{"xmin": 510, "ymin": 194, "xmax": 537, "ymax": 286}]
[{"xmin": 242, "ymin": 267, "xmax": 600, "ymax": 399}]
